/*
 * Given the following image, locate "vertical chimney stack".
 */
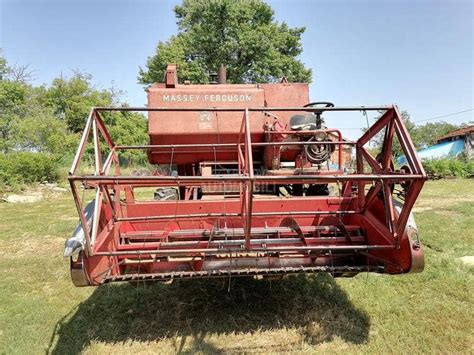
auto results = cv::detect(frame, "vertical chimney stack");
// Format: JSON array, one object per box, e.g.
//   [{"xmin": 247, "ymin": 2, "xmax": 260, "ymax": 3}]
[{"xmin": 218, "ymin": 64, "xmax": 227, "ymax": 84}]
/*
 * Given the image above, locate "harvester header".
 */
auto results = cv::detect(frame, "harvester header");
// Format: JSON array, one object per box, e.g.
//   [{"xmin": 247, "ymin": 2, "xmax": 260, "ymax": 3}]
[{"xmin": 65, "ymin": 65, "xmax": 426, "ymax": 286}]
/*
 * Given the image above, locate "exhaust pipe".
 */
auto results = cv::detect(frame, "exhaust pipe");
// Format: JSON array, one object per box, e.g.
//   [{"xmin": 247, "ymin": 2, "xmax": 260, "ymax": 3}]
[{"xmin": 218, "ymin": 64, "xmax": 226, "ymax": 84}]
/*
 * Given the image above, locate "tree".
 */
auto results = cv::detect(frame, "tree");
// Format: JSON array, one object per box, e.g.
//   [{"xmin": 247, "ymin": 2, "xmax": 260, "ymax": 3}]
[
  {"xmin": 0, "ymin": 54, "xmax": 10, "ymax": 81},
  {"xmin": 105, "ymin": 110, "xmax": 149, "ymax": 165},
  {"xmin": 139, "ymin": 0, "xmax": 312, "ymax": 85},
  {"xmin": 363, "ymin": 110, "xmax": 415, "ymax": 158},
  {"xmin": 411, "ymin": 121, "xmax": 458, "ymax": 148},
  {"xmin": 9, "ymin": 64, "xmax": 36, "ymax": 83},
  {"xmin": 363, "ymin": 110, "xmax": 465, "ymax": 159},
  {"xmin": 41, "ymin": 72, "xmax": 115, "ymax": 133},
  {"xmin": 0, "ymin": 54, "xmax": 150, "ymax": 186},
  {"xmin": 0, "ymin": 79, "xmax": 30, "ymax": 152},
  {"xmin": 10, "ymin": 107, "xmax": 78, "ymax": 155},
  {"xmin": 0, "ymin": 51, "xmax": 36, "ymax": 83}
]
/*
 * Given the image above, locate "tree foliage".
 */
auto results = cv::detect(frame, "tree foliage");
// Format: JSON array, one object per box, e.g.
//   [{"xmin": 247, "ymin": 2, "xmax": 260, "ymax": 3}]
[
  {"xmin": 0, "ymin": 152, "xmax": 60, "ymax": 186},
  {"xmin": 0, "ymin": 55, "xmax": 9, "ymax": 80},
  {"xmin": 42, "ymin": 72, "xmax": 115, "ymax": 133},
  {"xmin": 103, "ymin": 110, "xmax": 149, "ymax": 164},
  {"xmin": 411, "ymin": 121, "xmax": 459, "ymax": 148},
  {"xmin": 139, "ymin": 0, "xmax": 312, "ymax": 84},
  {"xmin": 364, "ymin": 110, "xmax": 466, "ymax": 159},
  {"xmin": 363, "ymin": 110, "xmax": 413, "ymax": 157},
  {"xmin": 0, "ymin": 55, "xmax": 148, "ymax": 187},
  {"xmin": 11, "ymin": 107, "xmax": 77, "ymax": 155},
  {"xmin": 0, "ymin": 80, "xmax": 31, "ymax": 152}
]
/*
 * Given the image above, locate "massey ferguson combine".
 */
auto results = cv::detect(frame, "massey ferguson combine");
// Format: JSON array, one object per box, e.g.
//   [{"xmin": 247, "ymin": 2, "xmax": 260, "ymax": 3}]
[{"xmin": 65, "ymin": 65, "xmax": 426, "ymax": 286}]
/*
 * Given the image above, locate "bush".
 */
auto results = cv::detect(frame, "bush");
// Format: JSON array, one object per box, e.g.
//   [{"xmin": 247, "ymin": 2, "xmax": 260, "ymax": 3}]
[
  {"xmin": 466, "ymin": 161, "xmax": 474, "ymax": 176},
  {"xmin": 0, "ymin": 152, "xmax": 61, "ymax": 188},
  {"xmin": 422, "ymin": 158, "xmax": 473, "ymax": 178}
]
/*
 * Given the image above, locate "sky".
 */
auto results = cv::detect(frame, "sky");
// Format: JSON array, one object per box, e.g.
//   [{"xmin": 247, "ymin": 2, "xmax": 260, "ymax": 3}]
[{"xmin": 1, "ymin": 0, "xmax": 473, "ymax": 139}]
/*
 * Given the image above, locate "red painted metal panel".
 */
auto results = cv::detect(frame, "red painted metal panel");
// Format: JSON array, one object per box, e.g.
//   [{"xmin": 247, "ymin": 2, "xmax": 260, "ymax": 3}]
[{"xmin": 147, "ymin": 82, "xmax": 309, "ymax": 164}]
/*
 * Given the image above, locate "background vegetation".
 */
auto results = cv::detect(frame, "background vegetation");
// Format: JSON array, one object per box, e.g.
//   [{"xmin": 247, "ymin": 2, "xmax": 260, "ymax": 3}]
[
  {"xmin": 138, "ymin": 0, "xmax": 312, "ymax": 84},
  {"xmin": 364, "ymin": 110, "xmax": 467, "ymax": 156},
  {"xmin": 423, "ymin": 158, "xmax": 474, "ymax": 178},
  {"xmin": 364, "ymin": 110, "xmax": 472, "ymax": 177},
  {"xmin": 0, "ymin": 55, "xmax": 148, "ymax": 190}
]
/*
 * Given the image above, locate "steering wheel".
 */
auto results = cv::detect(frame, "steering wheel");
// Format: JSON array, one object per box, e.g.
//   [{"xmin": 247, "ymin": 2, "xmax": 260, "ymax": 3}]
[{"xmin": 304, "ymin": 102, "xmax": 335, "ymax": 108}]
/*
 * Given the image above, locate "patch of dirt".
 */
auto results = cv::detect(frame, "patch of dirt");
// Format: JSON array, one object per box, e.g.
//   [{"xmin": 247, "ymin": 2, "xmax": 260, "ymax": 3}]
[
  {"xmin": 2, "ymin": 192, "xmax": 43, "ymax": 204},
  {"xmin": 434, "ymin": 210, "xmax": 460, "ymax": 217},
  {"xmin": 412, "ymin": 206, "xmax": 433, "ymax": 213},
  {"xmin": 415, "ymin": 197, "xmax": 474, "ymax": 209},
  {"xmin": 1, "ymin": 183, "xmax": 70, "ymax": 204},
  {"xmin": 0, "ymin": 236, "xmax": 64, "ymax": 259},
  {"xmin": 60, "ymin": 216, "xmax": 78, "ymax": 221},
  {"xmin": 459, "ymin": 256, "xmax": 474, "ymax": 266}
]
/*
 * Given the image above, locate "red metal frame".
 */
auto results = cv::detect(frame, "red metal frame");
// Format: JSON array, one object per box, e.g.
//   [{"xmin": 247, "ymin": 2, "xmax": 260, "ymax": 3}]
[{"xmin": 68, "ymin": 105, "xmax": 426, "ymax": 286}]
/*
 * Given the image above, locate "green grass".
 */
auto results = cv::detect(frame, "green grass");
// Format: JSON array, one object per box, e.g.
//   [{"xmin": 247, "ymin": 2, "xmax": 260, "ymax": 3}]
[{"xmin": 0, "ymin": 180, "xmax": 473, "ymax": 354}]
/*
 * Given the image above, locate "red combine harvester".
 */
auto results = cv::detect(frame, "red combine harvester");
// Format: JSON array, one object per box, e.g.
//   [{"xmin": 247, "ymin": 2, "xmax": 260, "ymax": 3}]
[{"xmin": 65, "ymin": 65, "xmax": 426, "ymax": 286}]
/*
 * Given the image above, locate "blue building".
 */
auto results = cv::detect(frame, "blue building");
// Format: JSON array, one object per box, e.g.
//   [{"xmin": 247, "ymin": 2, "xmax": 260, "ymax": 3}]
[{"xmin": 397, "ymin": 125, "xmax": 473, "ymax": 166}]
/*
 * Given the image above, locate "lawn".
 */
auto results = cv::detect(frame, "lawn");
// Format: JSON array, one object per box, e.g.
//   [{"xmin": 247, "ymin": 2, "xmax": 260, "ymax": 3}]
[{"xmin": 0, "ymin": 180, "xmax": 473, "ymax": 354}]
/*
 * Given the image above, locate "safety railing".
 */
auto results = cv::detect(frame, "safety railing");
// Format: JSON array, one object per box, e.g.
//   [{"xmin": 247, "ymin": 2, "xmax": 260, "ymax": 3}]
[{"xmin": 68, "ymin": 105, "xmax": 426, "ymax": 256}]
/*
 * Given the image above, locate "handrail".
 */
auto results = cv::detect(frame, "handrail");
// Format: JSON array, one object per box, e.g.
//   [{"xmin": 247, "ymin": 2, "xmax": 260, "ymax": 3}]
[
  {"xmin": 94, "ymin": 106, "xmax": 392, "ymax": 112},
  {"xmin": 69, "ymin": 174, "xmax": 425, "ymax": 184},
  {"xmin": 66, "ymin": 104, "xmax": 426, "ymax": 257}
]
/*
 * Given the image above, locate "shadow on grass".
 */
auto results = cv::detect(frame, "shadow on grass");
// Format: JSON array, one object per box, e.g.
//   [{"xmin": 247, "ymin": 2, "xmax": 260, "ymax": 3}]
[{"xmin": 49, "ymin": 274, "xmax": 369, "ymax": 353}]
